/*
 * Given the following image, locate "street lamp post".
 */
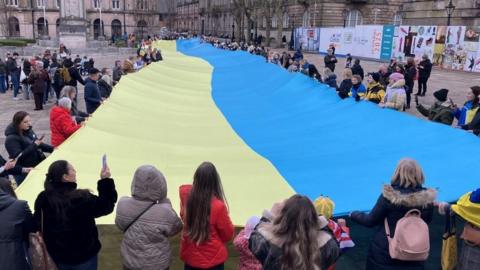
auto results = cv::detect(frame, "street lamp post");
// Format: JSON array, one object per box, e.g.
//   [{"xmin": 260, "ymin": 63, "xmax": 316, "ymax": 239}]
[
  {"xmin": 232, "ymin": 24, "xmax": 235, "ymax": 41},
  {"xmin": 445, "ymin": 0, "xmax": 455, "ymax": 26},
  {"xmin": 342, "ymin": 9, "xmax": 348, "ymax": 28}
]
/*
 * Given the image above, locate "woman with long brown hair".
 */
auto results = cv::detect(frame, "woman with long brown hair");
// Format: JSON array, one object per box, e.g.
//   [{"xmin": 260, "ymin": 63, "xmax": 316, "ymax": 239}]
[
  {"xmin": 249, "ymin": 195, "xmax": 340, "ymax": 270},
  {"xmin": 179, "ymin": 162, "xmax": 234, "ymax": 270}
]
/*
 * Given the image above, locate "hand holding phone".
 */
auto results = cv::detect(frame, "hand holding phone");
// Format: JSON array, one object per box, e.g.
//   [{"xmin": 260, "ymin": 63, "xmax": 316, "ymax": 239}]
[
  {"xmin": 102, "ymin": 154, "xmax": 107, "ymax": 171},
  {"xmin": 100, "ymin": 154, "xmax": 111, "ymax": 179}
]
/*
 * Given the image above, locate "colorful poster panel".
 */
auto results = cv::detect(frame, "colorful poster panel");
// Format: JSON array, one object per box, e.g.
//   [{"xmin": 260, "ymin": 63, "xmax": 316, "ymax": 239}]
[
  {"xmin": 443, "ymin": 26, "xmax": 466, "ymax": 70},
  {"xmin": 392, "ymin": 25, "xmax": 409, "ymax": 62},
  {"xmin": 433, "ymin": 26, "xmax": 447, "ymax": 65}
]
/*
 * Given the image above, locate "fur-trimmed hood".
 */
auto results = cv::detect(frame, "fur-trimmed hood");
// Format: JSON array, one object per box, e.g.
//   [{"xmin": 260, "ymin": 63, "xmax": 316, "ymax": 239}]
[
  {"xmin": 382, "ymin": 185, "xmax": 437, "ymax": 207},
  {"xmin": 389, "ymin": 79, "xmax": 405, "ymax": 89}
]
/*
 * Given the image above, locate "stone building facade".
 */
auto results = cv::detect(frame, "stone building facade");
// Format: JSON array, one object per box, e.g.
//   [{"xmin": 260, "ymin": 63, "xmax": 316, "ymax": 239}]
[
  {"xmin": 401, "ymin": 0, "xmax": 480, "ymax": 27},
  {"xmin": 175, "ymin": 0, "xmax": 404, "ymax": 44},
  {"xmin": 1, "ymin": 0, "xmax": 173, "ymax": 40}
]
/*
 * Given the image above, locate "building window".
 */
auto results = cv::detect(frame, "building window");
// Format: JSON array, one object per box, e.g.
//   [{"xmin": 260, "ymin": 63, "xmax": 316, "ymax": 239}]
[
  {"xmin": 37, "ymin": 17, "xmax": 49, "ymax": 36},
  {"xmin": 137, "ymin": 0, "xmax": 148, "ymax": 10},
  {"xmin": 136, "ymin": 20, "xmax": 148, "ymax": 38},
  {"xmin": 36, "ymin": 0, "xmax": 45, "ymax": 8},
  {"xmin": 56, "ymin": 0, "xmax": 60, "ymax": 8},
  {"xmin": 93, "ymin": 0, "xmax": 100, "ymax": 9},
  {"xmin": 302, "ymin": 11, "xmax": 310, "ymax": 27},
  {"xmin": 393, "ymin": 13, "xmax": 402, "ymax": 26},
  {"xmin": 283, "ymin": 13, "xmax": 289, "ymax": 28},
  {"xmin": 6, "ymin": 0, "xmax": 19, "ymax": 6},
  {"xmin": 346, "ymin": 9, "xmax": 362, "ymax": 27},
  {"xmin": 93, "ymin": 18, "xmax": 104, "ymax": 39},
  {"xmin": 8, "ymin": 17, "xmax": 20, "ymax": 37},
  {"xmin": 262, "ymin": 17, "xmax": 266, "ymax": 28},
  {"xmin": 272, "ymin": 15, "xmax": 277, "ymax": 28},
  {"xmin": 112, "ymin": 0, "xmax": 120, "ymax": 9},
  {"xmin": 111, "ymin": 19, "xmax": 122, "ymax": 38}
]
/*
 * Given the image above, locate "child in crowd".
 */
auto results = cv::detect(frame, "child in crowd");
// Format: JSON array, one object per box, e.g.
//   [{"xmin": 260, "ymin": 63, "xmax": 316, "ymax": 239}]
[
  {"xmin": 349, "ymin": 74, "xmax": 366, "ymax": 101},
  {"xmin": 233, "ymin": 216, "xmax": 262, "ymax": 270}
]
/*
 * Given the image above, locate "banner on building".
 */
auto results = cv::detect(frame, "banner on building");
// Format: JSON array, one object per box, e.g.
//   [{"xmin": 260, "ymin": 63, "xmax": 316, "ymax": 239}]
[
  {"xmin": 294, "ymin": 27, "xmax": 321, "ymax": 52},
  {"xmin": 381, "ymin": 25, "xmax": 395, "ymax": 60}
]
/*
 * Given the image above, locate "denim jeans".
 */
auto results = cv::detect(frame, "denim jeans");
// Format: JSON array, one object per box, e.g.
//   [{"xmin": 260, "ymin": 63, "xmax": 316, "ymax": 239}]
[
  {"xmin": 22, "ymin": 82, "xmax": 30, "ymax": 100},
  {"xmin": 57, "ymin": 255, "xmax": 98, "ymax": 270},
  {"xmin": 0, "ymin": 74, "xmax": 5, "ymax": 93},
  {"xmin": 11, "ymin": 72, "xmax": 19, "ymax": 97}
]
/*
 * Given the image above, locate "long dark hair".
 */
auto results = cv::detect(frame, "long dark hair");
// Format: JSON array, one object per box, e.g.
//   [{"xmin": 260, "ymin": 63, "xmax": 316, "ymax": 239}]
[
  {"xmin": 471, "ymin": 86, "xmax": 480, "ymax": 108},
  {"xmin": 272, "ymin": 195, "xmax": 321, "ymax": 270},
  {"xmin": 186, "ymin": 162, "xmax": 227, "ymax": 244},
  {"xmin": 12, "ymin": 111, "xmax": 29, "ymax": 137},
  {"xmin": 0, "ymin": 177, "xmax": 17, "ymax": 199}
]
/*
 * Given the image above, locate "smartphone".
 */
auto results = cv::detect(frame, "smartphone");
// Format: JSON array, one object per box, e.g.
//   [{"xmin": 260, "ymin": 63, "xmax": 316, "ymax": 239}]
[{"xmin": 102, "ymin": 154, "xmax": 107, "ymax": 171}]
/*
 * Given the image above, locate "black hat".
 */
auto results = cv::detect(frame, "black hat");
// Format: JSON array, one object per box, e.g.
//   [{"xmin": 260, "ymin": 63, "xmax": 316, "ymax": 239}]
[
  {"xmin": 433, "ymin": 89, "xmax": 449, "ymax": 102},
  {"xmin": 369, "ymin": 72, "xmax": 380, "ymax": 83},
  {"xmin": 89, "ymin": 68, "xmax": 100, "ymax": 75}
]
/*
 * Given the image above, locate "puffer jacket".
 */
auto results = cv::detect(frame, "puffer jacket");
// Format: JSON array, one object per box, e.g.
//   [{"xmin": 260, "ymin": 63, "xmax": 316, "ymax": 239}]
[
  {"xmin": 179, "ymin": 184, "xmax": 234, "ymax": 268},
  {"xmin": 365, "ymin": 82, "xmax": 386, "ymax": 104},
  {"xmin": 249, "ymin": 215, "xmax": 340, "ymax": 270},
  {"xmin": 384, "ymin": 79, "xmax": 407, "ymax": 111},
  {"xmin": 416, "ymin": 101, "xmax": 454, "ymax": 125},
  {"xmin": 50, "ymin": 106, "xmax": 81, "ymax": 147},
  {"xmin": 116, "ymin": 166, "xmax": 183, "ymax": 270},
  {"xmin": 350, "ymin": 185, "xmax": 436, "ymax": 270}
]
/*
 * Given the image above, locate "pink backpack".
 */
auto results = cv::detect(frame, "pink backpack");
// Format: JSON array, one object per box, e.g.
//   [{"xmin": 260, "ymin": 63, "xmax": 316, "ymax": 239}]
[{"xmin": 384, "ymin": 209, "xmax": 430, "ymax": 261}]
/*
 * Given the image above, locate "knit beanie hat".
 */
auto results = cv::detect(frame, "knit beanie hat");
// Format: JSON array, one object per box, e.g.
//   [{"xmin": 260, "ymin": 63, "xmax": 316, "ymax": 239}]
[
  {"xmin": 389, "ymin": 72, "xmax": 404, "ymax": 82},
  {"xmin": 369, "ymin": 72, "xmax": 381, "ymax": 83},
  {"xmin": 244, "ymin": 216, "xmax": 260, "ymax": 239},
  {"xmin": 314, "ymin": 196, "xmax": 335, "ymax": 219},
  {"xmin": 433, "ymin": 89, "xmax": 449, "ymax": 102},
  {"xmin": 471, "ymin": 188, "xmax": 480, "ymax": 203}
]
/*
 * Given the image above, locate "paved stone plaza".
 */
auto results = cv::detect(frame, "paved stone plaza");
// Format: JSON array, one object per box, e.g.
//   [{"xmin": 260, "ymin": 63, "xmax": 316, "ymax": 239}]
[{"xmin": 1, "ymin": 51, "xmax": 480, "ymax": 158}]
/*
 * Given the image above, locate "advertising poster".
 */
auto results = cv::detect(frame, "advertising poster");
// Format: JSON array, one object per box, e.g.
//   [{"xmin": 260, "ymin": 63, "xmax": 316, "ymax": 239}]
[
  {"xmin": 392, "ymin": 25, "xmax": 409, "ymax": 61},
  {"xmin": 433, "ymin": 26, "xmax": 447, "ymax": 65},
  {"xmin": 381, "ymin": 25, "xmax": 395, "ymax": 60},
  {"xmin": 411, "ymin": 25, "xmax": 436, "ymax": 60},
  {"xmin": 463, "ymin": 27, "xmax": 480, "ymax": 72},
  {"xmin": 353, "ymin": 25, "xmax": 383, "ymax": 59},
  {"xmin": 294, "ymin": 27, "xmax": 321, "ymax": 52},
  {"xmin": 443, "ymin": 26, "xmax": 466, "ymax": 70},
  {"xmin": 318, "ymin": 27, "xmax": 354, "ymax": 56}
]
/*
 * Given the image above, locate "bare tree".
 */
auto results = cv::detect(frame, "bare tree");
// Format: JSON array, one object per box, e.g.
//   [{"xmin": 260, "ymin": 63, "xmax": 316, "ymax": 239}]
[
  {"xmin": 0, "ymin": 1, "xmax": 9, "ymax": 38},
  {"xmin": 275, "ymin": 0, "xmax": 288, "ymax": 48}
]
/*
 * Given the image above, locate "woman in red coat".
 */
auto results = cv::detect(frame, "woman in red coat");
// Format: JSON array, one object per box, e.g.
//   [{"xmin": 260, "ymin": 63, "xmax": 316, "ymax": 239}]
[
  {"xmin": 50, "ymin": 97, "xmax": 81, "ymax": 147},
  {"xmin": 179, "ymin": 162, "xmax": 234, "ymax": 270}
]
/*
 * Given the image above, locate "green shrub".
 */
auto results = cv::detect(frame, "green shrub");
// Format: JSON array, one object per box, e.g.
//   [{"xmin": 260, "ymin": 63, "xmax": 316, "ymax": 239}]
[
  {"xmin": 0, "ymin": 39, "xmax": 28, "ymax": 47},
  {"xmin": 114, "ymin": 40, "xmax": 126, "ymax": 47}
]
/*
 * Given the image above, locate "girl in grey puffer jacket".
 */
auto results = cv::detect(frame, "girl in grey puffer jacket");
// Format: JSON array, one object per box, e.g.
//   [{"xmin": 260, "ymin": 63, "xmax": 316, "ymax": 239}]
[{"xmin": 116, "ymin": 165, "xmax": 183, "ymax": 270}]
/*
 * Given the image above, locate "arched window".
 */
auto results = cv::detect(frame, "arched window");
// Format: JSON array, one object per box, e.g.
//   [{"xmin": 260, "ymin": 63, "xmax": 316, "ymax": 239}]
[
  {"xmin": 37, "ymin": 17, "xmax": 49, "ymax": 36},
  {"xmin": 262, "ymin": 17, "xmax": 266, "ymax": 28},
  {"xmin": 302, "ymin": 11, "xmax": 310, "ymax": 27},
  {"xmin": 272, "ymin": 14, "xmax": 277, "ymax": 28},
  {"xmin": 346, "ymin": 9, "xmax": 362, "ymax": 27},
  {"xmin": 283, "ymin": 12, "xmax": 289, "ymax": 28},
  {"xmin": 393, "ymin": 13, "xmax": 402, "ymax": 26},
  {"xmin": 136, "ymin": 20, "xmax": 148, "ymax": 38},
  {"xmin": 93, "ymin": 18, "xmax": 104, "ymax": 39},
  {"xmin": 8, "ymin": 17, "xmax": 20, "ymax": 37},
  {"xmin": 111, "ymin": 19, "xmax": 122, "ymax": 38},
  {"xmin": 55, "ymin": 18, "xmax": 60, "ymax": 34}
]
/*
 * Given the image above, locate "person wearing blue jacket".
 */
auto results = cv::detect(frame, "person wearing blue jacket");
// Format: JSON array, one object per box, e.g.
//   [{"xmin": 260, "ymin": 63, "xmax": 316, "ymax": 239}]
[
  {"xmin": 453, "ymin": 86, "xmax": 480, "ymax": 126},
  {"xmin": 84, "ymin": 68, "xmax": 103, "ymax": 114},
  {"xmin": 349, "ymin": 75, "xmax": 366, "ymax": 101}
]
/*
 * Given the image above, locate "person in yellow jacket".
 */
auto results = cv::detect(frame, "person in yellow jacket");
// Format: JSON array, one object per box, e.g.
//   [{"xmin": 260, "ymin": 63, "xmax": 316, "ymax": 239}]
[{"xmin": 365, "ymin": 72, "xmax": 385, "ymax": 104}]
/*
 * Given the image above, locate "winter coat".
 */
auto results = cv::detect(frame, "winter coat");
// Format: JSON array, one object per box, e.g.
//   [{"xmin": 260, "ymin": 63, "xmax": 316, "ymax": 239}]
[
  {"xmin": 404, "ymin": 65, "xmax": 417, "ymax": 93},
  {"xmin": 324, "ymin": 55, "xmax": 338, "ymax": 72},
  {"xmin": 6, "ymin": 58, "xmax": 19, "ymax": 74},
  {"xmin": 234, "ymin": 230, "xmax": 262, "ymax": 270},
  {"xmin": 349, "ymin": 83, "xmax": 367, "ymax": 99},
  {"xmin": 66, "ymin": 67, "xmax": 85, "ymax": 87},
  {"xmin": 324, "ymin": 74, "xmax": 338, "ymax": 89},
  {"xmin": 33, "ymin": 178, "xmax": 118, "ymax": 265},
  {"xmin": 71, "ymin": 100, "xmax": 89, "ymax": 123},
  {"xmin": 418, "ymin": 60, "xmax": 432, "ymax": 80},
  {"xmin": 27, "ymin": 70, "xmax": 49, "ymax": 94},
  {"xmin": 337, "ymin": 79, "xmax": 352, "ymax": 98},
  {"xmin": 461, "ymin": 109, "xmax": 480, "ymax": 135},
  {"xmin": 0, "ymin": 154, "xmax": 23, "ymax": 177},
  {"xmin": 179, "ymin": 184, "xmax": 235, "ymax": 268},
  {"xmin": 112, "ymin": 66, "xmax": 123, "ymax": 82},
  {"xmin": 0, "ymin": 60, "xmax": 6, "ymax": 75},
  {"xmin": 416, "ymin": 101, "xmax": 454, "ymax": 125},
  {"xmin": 84, "ymin": 78, "xmax": 102, "ymax": 114},
  {"xmin": 249, "ymin": 215, "xmax": 340, "ymax": 270},
  {"xmin": 350, "ymin": 185, "xmax": 436, "ymax": 270},
  {"xmin": 116, "ymin": 166, "xmax": 183, "ymax": 270},
  {"xmin": 379, "ymin": 72, "xmax": 391, "ymax": 88},
  {"xmin": 23, "ymin": 60, "xmax": 32, "ymax": 77},
  {"xmin": 351, "ymin": 64, "xmax": 364, "ymax": 80},
  {"xmin": 365, "ymin": 82, "xmax": 386, "ymax": 104},
  {"xmin": 0, "ymin": 190, "xmax": 34, "ymax": 270},
  {"xmin": 50, "ymin": 106, "xmax": 81, "ymax": 147},
  {"xmin": 383, "ymin": 79, "xmax": 407, "ymax": 111},
  {"xmin": 454, "ymin": 101, "xmax": 479, "ymax": 126},
  {"xmin": 4, "ymin": 123, "xmax": 54, "ymax": 168},
  {"xmin": 98, "ymin": 78, "xmax": 112, "ymax": 98}
]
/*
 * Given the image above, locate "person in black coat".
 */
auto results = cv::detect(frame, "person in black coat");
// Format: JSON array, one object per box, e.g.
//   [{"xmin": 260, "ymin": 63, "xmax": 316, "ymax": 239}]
[
  {"xmin": 33, "ymin": 160, "xmax": 117, "ymax": 269},
  {"xmin": 404, "ymin": 58, "xmax": 417, "ymax": 109},
  {"xmin": 351, "ymin": 59, "xmax": 364, "ymax": 81},
  {"xmin": 84, "ymin": 68, "xmax": 103, "ymax": 114},
  {"xmin": 4, "ymin": 111, "xmax": 54, "ymax": 185},
  {"xmin": 350, "ymin": 158, "xmax": 436, "ymax": 270},
  {"xmin": 0, "ymin": 178, "xmax": 34, "ymax": 270},
  {"xmin": 63, "ymin": 58, "xmax": 85, "ymax": 88},
  {"xmin": 337, "ymin": 68, "xmax": 353, "ymax": 99},
  {"xmin": 416, "ymin": 55, "xmax": 433, "ymax": 96},
  {"xmin": 324, "ymin": 49, "xmax": 338, "ymax": 72}
]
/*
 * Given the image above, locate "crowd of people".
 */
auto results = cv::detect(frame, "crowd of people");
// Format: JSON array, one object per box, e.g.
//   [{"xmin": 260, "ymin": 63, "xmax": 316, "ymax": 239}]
[{"xmin": 1, "ymin": 157, "xmax": 480, "ymax": 270}]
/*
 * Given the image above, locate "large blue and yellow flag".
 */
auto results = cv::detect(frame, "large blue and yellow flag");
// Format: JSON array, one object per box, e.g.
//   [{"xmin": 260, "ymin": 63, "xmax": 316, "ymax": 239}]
[{"xmin": 17, "ymin": 39, "xmax": 480, "ymax": 225}]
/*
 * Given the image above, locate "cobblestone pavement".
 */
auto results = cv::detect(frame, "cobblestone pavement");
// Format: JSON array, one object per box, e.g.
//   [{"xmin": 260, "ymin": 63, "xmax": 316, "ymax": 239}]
[{"xmin": 1, "ymin": 50, "xmax": 480, "ymax": 158}]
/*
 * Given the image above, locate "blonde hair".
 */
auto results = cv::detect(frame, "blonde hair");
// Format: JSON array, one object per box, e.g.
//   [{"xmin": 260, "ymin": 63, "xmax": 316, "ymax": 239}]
[
  {"xmin": 323, "ymin": 68, "xmax": 333, "ymax": 78},
  {"xmin": 60, "ymin": 86, "xmax": 77, "ymax": 99},
  {"xmin": 391, "ymin": 158, "xmax": 425, "ymax": 188},
  {"xmin": 342, "ymin": 68, "xmax": 352, "ymax": 80}
]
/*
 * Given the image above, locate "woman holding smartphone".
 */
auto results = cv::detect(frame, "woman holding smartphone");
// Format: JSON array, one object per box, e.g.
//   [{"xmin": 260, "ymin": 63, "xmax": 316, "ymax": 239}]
[{"xmin": 4, "ymin": 111, "xmax": 53, "ymax": 185}]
